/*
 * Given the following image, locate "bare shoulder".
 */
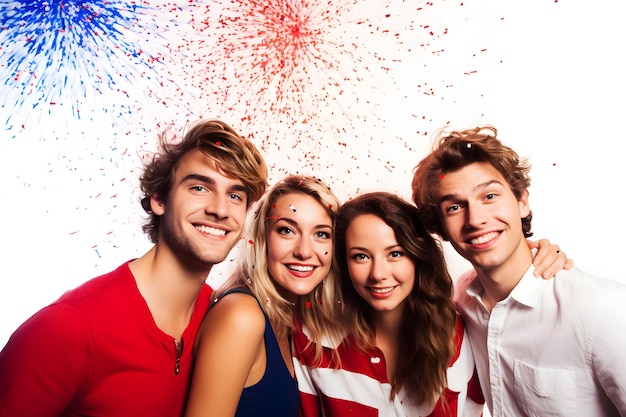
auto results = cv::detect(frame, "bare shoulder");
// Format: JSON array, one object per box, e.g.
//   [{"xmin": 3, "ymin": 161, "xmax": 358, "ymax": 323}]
[
  {"xmin": 213, "ymin": 292, "xmax": 265, "ymax": 324},
  {"xmin": 197, "ymin": 292, "xmax": 266, "ymax": 342}
]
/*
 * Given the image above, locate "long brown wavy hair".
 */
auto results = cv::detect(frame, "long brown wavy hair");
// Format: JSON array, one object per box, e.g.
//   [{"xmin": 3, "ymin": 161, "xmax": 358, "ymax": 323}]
[{"xmin": 334, "ymin": 192, "xmax": 457, "ymax": 407}]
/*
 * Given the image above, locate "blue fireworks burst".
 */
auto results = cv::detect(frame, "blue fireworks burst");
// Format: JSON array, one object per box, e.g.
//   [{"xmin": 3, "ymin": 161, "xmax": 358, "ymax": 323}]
[{"xmin": 0, "ymin": 0, "xmax": 169, "ymax": 127}]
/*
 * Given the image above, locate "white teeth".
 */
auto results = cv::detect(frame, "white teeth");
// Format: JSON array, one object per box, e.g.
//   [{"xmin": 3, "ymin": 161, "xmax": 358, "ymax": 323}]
[
  {"xmin": 370, "ymin": 287, "xmax": 394, "ymax": 294},
  {"xmin": 470, "ymin": 232, "xmax": 499, "ymax": 245},
  {"xmin": 288, "ymin": 265, "xmax": 314, "ymax": 272},
  {"xmin": 196, "ymin": 225, "xmax": 226, "ymax": 236}
]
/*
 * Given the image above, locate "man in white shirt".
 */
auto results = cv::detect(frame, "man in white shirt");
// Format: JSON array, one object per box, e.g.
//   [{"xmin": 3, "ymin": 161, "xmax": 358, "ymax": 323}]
[{"xmin": 411, "ymin": 125, "xmax": 626, "ymax": 416}]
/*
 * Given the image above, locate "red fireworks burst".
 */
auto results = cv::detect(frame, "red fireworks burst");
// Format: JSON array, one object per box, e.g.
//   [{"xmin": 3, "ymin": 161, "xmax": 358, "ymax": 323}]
[{"xmin": 180, "ymin": 1, "xmax": 408, "ymax": 141}]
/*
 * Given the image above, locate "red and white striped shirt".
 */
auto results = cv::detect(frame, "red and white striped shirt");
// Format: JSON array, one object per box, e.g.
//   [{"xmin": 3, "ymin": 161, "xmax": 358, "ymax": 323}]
[{"xmin": 293, "ymin": 315, "xmax": 484, "ymax": 417}]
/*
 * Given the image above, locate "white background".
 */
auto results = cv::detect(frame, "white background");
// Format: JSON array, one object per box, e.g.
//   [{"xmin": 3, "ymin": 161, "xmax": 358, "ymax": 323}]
[{"xmin": 1, "ymin": 2, "xmax": 625, "ymax": 414}]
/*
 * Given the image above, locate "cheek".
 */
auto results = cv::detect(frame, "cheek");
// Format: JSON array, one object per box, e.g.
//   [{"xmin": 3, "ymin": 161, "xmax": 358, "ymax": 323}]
[
  {"xmin": 233, "ymin": 206, "xmax": 248, "ymax": 224},
  {"xmin": 266, "ymin": 236, "xmax": 285, "ymax": 267},
  {"xmin": 399, "ymin": 264, "xmax": 416, "ymax": 286},
  {"xmin": 441, "ymin": 217, "xmax": 462, "ymax": 238},
  {"xmin": 347, "ymin": 263, "xmax": 368, "ymax": 286},
  {"xmin": 319, "ymin": 242, "xmax": 333, "ymax": 264}
]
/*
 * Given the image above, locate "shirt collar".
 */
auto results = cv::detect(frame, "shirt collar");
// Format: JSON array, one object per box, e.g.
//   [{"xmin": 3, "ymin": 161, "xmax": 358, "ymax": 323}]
[
  {"xmin": 464, "ymin": 265, "xmax": 545, "ymax": 308},
  {"xmin": 508, "ymin": 266, "xmax": 547, "ymax": 308}
]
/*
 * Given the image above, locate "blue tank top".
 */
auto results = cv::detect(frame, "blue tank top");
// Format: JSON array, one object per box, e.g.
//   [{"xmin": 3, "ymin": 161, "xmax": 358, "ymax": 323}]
[{"xmin": 210, "ymin": 288, "xmax": 300, "ymax": 417}]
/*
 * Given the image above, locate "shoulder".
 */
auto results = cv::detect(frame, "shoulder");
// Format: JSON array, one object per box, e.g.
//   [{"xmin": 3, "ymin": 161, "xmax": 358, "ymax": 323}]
[
  {"xmin": 13, "ymin": 302, "xmax": 91, "ymax": 343},
  {"xmin": 199, "ymin": 291, "xmax": 266, "ymax": 339},
  {"xmin": 213, "ymin": 291, "xmax": 264, "ymax": 316},
  {"xmin": 295, "ymin": 322, "xmax": 346, "ymax": 350},
  {"xmin": 2, "ymin": 264, "xmax": 138, "ymax": 356},
  {"xmin": 453, "ymin": 269, "xmax": 478, "ymax": 304},
  {"xmin": 58, "ymin": 262, "xmax": 135, "ymax": 305},
  {"xmin": 555, "ymin": 267, "xmax": 626, "ymax": 302},
  {"xmin": 548, "ymin": 269, "xmax": 626, "ymax": 340},
  {"xmin": 0, "ymin": 303, "xmax": 94, "ymax": 381}
]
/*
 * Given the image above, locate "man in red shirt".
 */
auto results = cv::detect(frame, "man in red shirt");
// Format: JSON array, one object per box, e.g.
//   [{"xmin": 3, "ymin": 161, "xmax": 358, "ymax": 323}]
[{"xmin": 0, "ymin": 119, "xmax": 268, "ymax": 417}]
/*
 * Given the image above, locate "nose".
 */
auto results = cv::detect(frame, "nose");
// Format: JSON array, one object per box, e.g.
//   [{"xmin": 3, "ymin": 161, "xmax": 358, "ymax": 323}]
[
  {"xmin": 370, "ymin": 259, "xmax": 390, "ymax": 282},
  {"xmin": 465, "ymin": 202, "xmax": 487, "ymax": 229},
  {"xmin": 205, "ymin": 194, "xmax": 229, "ymax": 219},
  {"xmin": 293, "ymin": 236, "xmax": 313, "ymax": 260}
]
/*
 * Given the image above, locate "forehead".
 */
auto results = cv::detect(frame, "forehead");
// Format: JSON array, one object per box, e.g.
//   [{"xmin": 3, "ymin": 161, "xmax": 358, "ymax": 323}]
[
  {"xmin": 346, "ymin": 214, "xmax": 395, "ymax": 242},
  {"xmin": 437, "ymin": 162, "xmax": 508, "ymax": 197},
  {"xmin": 174, "ymin": 149, "xmax": 241, "ymax": 183},
  {"xmin": 270, "ymin": 192, "xmax": 331, "ymax": 222}
]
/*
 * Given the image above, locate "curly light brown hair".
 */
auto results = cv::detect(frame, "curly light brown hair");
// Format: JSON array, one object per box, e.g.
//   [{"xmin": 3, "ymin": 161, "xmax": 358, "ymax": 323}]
[
  {"xmin": 412, "ymin": 125, "xmax": 533, "ymax": 239},
  {"xmin": 139, "ymin": 119, "xmax": 268, "ymax": 243}
]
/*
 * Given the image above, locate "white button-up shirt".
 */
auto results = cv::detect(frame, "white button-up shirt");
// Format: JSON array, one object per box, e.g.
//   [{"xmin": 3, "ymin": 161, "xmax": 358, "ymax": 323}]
[{"xmin": 455, "ymin": 266, "xmax": 626, "ymax": 416}]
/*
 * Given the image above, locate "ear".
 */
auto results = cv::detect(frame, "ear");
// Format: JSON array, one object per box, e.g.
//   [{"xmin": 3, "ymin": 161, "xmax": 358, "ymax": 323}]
[
  {"xmin": 518, "ymin": 189, "xmax": 530, "ymax": 218},
  {"xmin": 150, "ymin": 194, "xmax": 166, "ymax": 216}
]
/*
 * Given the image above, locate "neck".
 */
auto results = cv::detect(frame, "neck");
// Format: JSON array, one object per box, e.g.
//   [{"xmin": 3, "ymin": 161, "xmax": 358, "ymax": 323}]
[
  {"xmin": 372, "ymin": 306, "xmax": 404, "ymax": 383},
  {"xmin": 129, "ymin": 245, "xmax": 211, "ymax": 339},
  {"xmin": 372, "ymin": 304, "xmax": 404, "ymax": 340},
  {"xmin": 474, "ymin": 239, "xmax": 533, "ymax": 311}
]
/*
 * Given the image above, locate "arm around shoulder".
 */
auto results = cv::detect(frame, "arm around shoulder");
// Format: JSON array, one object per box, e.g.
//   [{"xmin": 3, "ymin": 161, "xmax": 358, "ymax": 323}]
[
  {"xmin": 184, "ymin": 293, "xmax": 267, "ymax": 417},
  {"xmin": 0, "ymin": 304, "xmax": 93, "ymax": 417}
]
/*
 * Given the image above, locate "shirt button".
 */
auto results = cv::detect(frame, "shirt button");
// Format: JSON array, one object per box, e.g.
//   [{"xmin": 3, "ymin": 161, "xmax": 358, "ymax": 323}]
[
  {"xmin": 370, "ymin": 357, "xmax": 381, "ymax": 364},
  {"xmin": 483, "ymin": 313, "xmax": 489, "ymax": 320}
]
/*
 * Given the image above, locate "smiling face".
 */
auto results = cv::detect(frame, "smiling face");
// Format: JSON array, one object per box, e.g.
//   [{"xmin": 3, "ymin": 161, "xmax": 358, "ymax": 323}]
[
  {"xmin": 345, "ymin": 214, "xmax": 415, "ymax": 315},
  {"xmin": 436, "ymin": 161, "xmax": 532, "ymax": 279},
  {"xmin": 151, "ymin": 149, "xmax": 248, "ymax": 269},
  {"xmin": 265, "ymin": 192, "xmax": 334, "ymax": 301}
]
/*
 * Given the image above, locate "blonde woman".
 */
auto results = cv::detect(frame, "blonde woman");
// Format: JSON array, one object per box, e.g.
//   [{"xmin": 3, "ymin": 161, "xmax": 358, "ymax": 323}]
[{"xmin": 184, "ymin": 175, "xmax": 344, "ymax": 417}]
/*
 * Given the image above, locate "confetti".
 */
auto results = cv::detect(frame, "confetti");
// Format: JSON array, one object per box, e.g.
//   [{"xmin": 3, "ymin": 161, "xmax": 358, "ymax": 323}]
[{"xmin": 0, "ymin": 0, "xmax": 182, "ymax": 132}]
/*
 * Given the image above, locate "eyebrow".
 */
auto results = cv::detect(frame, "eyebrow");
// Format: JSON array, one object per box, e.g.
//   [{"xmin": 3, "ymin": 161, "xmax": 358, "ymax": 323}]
[
  {"xmin": 348, "ymin": 244, "xmax": 402, "ymax": 252},
  {"xmin": 181, "ymin": 174, "xmax": 248, "ymax": 193},
  {"xmin": 274, "ymin": 216, "xmax": 333, "ymax": 230},
  {"xmin": 438, "ymin": 179, "xmax": 504, "ymax": 205}
]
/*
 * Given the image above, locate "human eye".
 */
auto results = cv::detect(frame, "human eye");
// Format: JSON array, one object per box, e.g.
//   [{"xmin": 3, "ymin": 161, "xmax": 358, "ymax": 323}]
[
  {"xmin": 277, "ymin": 226, "xmax": 294, "ymax": 236},
  {"xmin": 445, "ymin": 204, "xmax": 461, "ymax": 213},
  {"xmin": 484, "ymin": 192, "xmax": 498, "ymax": 202},
  {"xmin": 315, "ymin": 230, "xmax": 332, "ymax": 239},
  {"xmin": 190, "ymin": 185, "xmax": 208, "ymax": 193},
  {"xmin": 350, "ymin": 253, "xmax": 369, "ymax": 262},
  {"xmin": 228, "ymin": 192, "xmax": 244, "ymax": 202},
  {"xmin": 389, "ymin": 250, "xmax": 404, "ymax": 259}
]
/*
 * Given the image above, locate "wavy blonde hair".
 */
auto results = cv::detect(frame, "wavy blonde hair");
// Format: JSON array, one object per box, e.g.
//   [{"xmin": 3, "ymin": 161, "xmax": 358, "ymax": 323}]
[{"xmin": 218, "ymin": 175, "xmax": 344, "ymax": 363}]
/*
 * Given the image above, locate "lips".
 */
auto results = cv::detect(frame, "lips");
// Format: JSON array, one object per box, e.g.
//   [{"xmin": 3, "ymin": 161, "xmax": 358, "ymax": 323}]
[
  {"xmin": 468, "ymin": 231, "xmax": 499, "ymax": 245},
  {"xmin": 369, "ymin": 286, "xmax": 395, "ymax": 294},
  {"xmin": 287, "ymin": 264, "xmax": 315, "ymax": 273},
  {"xmin": 285, "ymin": 264, "xmax": 318, "ymax": 279},
  {"xmin": 195, "ymin": 224, "xmax": 227, "ymax": 236}
]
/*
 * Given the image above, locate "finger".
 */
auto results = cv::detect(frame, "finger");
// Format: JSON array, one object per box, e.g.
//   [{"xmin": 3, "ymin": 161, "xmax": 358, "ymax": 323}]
[{"xmin": 541, "ymin": 250, "xmax": 567, "ymax": 278}]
